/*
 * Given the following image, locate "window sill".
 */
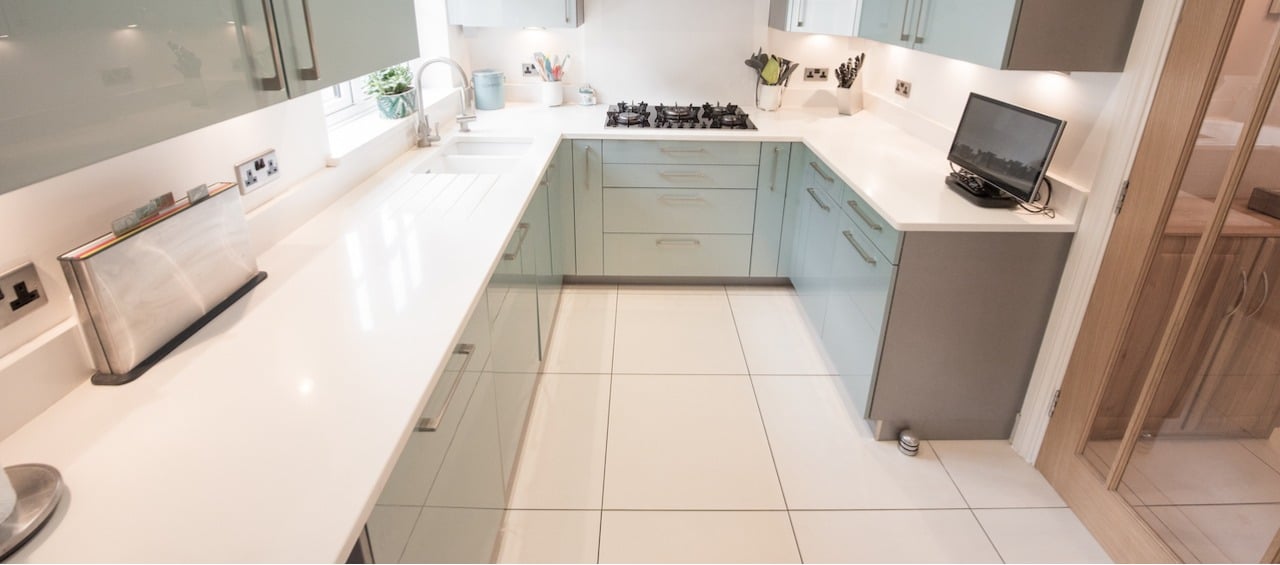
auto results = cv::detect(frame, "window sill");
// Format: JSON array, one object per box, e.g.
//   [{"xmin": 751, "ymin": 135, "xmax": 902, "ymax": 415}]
[{"xmin": 326, "ymin": 88, "xmax": 457, "ymax": 161}]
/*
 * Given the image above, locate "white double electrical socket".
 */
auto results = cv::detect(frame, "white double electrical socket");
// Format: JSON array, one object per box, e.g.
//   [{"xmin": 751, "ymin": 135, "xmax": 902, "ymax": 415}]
[
  {"xmin": 0, "ymin": 262, "xmax": 47, "ymax": 330},
  {"xmin": 235, "ymin": 149, "xmax": 281, "ymax": 195}
]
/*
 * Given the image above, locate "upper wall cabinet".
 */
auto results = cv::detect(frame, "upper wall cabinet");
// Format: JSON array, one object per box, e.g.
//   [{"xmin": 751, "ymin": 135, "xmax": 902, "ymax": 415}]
[
  {"xmin": 857, "ymin": 0, "xmax": 1143, "ymax": 72},
  {"xmin": 446, "ymin": 0, "xmax": 584, "ymax": 28},
  {"xmin": 271, "ymin": 0, "xmax": 420, "ymax": 96},
  {"xmin": 0, "ymin": 0, "xmax": 419, "ymax": 196},
  {"xmin": 768, "ymin": 0, "xmax": 859, "ymax": 36}
]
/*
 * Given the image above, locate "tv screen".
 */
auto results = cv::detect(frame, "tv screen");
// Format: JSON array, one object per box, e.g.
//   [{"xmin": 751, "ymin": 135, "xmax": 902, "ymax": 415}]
[{"xmin": 948, "ymin": 94, "xmax": 1065, "ymax": 204}]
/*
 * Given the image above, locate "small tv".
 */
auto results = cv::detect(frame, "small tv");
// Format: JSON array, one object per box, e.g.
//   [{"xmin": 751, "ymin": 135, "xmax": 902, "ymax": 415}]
[{"xmin": 948, "ymin": 93, "xmax": 1065, "ymax": 205}]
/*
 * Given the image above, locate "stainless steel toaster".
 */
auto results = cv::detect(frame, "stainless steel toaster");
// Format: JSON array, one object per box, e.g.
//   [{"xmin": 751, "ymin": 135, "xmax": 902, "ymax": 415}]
[{"xmin": 59, "ymin": 183, "xmax": 265, "ymax": 385}]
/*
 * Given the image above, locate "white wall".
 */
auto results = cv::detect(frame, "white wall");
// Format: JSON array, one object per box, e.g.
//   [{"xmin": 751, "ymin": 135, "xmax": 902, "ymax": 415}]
[{"xmin": 462, "ymin": 0, "xmax": 1121, "ymax": 190}]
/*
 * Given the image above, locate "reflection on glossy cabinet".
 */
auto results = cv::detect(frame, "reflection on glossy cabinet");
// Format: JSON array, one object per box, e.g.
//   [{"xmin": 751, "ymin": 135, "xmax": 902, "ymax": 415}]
[
  {"xmin": 446, "ymin": 0, "xmax": 584, "ymax": 28},
  {"xmin": 270, "ymin": 0, "xmax": 419, "ymax": 96},
  {"xmin": 0, "ymin": 0, "xmax": 419, "ymax": 195},
  {"xmin": 768, "ymin": 0, "xmax": 859, "ymax": 35}
]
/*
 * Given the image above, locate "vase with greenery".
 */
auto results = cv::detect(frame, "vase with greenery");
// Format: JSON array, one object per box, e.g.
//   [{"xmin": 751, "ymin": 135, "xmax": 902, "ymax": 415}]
[{"xmin": 365, "ymin": 64, "xmax": 417, "ymax": 119}]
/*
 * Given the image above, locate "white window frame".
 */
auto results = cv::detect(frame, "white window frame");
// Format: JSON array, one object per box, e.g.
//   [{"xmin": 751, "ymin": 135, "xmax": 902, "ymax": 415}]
[{"xmin": 322, "ymin": 75, "xmax": 377, "ymax": 126}]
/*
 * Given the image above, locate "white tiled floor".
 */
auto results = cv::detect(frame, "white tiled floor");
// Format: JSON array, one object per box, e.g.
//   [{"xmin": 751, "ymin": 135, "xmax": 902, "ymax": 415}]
[{"xmin": 490, "ymin": 284, "xmax": 1112, "ymax": 563}]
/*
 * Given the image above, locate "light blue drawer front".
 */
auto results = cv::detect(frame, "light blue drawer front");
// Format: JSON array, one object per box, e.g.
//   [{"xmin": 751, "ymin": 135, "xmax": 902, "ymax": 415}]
[
  {"xmin": 802, "ymin": 155, "xmax": 842, "ymax": 200},
  {"xmin": 603, "ymin": 234, "xmax": 752, "ymax": 276},
  {"xmin": 603, "ymin": 188, "xmax": 757, "ymax": 234},
  {"xmin": 603, "ymin": 164, "xmax": 760, "ymax": 189},
  {"xmin": 603, "ymin": 140, "xmax": 762, "ymax": 165},
  {"xmin": 822, "ymin": 213, "xmax": 895, "ymax": 417},
  {"xmin": 837, "ymin": 184, "xmax": 902, "ymax": 264}
]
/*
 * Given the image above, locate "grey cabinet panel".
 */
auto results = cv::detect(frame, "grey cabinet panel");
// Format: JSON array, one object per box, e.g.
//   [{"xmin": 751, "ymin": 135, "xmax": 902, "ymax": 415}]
[
  {"xmin": 911, "ymin": 0, "xmax": 1018, "ymax": 69},
  {"xmin": 0, "ymin": 0, "xmax": 289, "ymax": 195},
  {"xmin": 271, "ymin": 0, "xmax": 419, "ymax": 96},
  {"xmin": 857, "ymin": 0, "xmax": 919, "ymax": 48},
  {"xmin": 869, "ymin": 231, "xmax": 1071, "ymax": 439}
]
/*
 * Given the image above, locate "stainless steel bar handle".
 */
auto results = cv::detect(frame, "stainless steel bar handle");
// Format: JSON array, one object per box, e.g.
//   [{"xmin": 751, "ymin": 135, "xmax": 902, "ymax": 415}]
[
  {"xmin": 257, "ymin": 0, "xmax": 287, "ymax": 91},
  {"xmin": 296, "ymin": 0, "xmax": 320, "ymax": 80},
  {"xmin": 1247, "ymin": 272, "xmax": 1270, "ymax": 317},
  {"xmin": 659, "ymin": 194, "xmax": 706, "ymax": 203},
  {"xmin": 808, "ymin": 161, "xmax": 834, "ymax": 183},
  {"xmin": 583, "ymin": 145, "xmax": 594, "ymax": 190},
  {"xmin": 659, "ymin": 147, "xmax": 709, "ymax": 155},
  {"xmin": 796, "ymin": 0, "xmax": 806, "ymax": 27},
  {"xmin": 899, "ymin": 0, "xmax": 913, "ymax": 41},
  {"xmin": 843, "ymin": 230, "xmax": 877, "ymax": 266},
  {"xmin": 416, "ymin": 343, "xmax": 477, "ymax": 432},
  {"xmin": 656, "ymin": 238, "xmax": 701, "ymax": 247},
  {"xmin": 806, "ymin": 187, "xmax": 831, "ymax": 212},
  {"xmin": 913, "ymin": 0, "xmax": 929, "ymax": 45},
  {"xmin": 846, "ymin": 200, "xmax": 883, "ymax": 231},
  {"xmin": 1226, "ymin": 270, "xmax": 1249, "ymax": 317},
  {"xmin": 503, "ymin": 223, "xmax": 531, "ymax": 261},
  {"xmin": 770, "ymin": 146, "xmax": 781, "ymax": 192},
  {"xmin": 565, "ymin": 0, "xmax": 571, "ymax": 22},
  {"xmin": 659, "ymin": 171, "xmax": 710, "ymax": 179}
]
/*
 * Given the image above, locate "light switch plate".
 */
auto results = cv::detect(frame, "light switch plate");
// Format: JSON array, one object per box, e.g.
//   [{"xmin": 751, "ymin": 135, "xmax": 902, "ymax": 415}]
[
  {"xmin": 0, "ymin": 262, "xmax": 48, "ymax": 330},
  {"xmin": 235, "ymin": 149, "xmax": 281, "ymax": 195}
]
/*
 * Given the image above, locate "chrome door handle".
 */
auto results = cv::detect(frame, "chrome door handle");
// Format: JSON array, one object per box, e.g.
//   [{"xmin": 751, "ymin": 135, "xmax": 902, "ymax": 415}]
[
  {"xmin": 1226, "ymin": 270, "xmax": 1249, "ymax": 317},
  {"xmin": 503, "ymin": 223, "xmax": 531, "ymax": 261},
  {"xmin": 656, "ymin": 238, "xmax": 701, "ymax": 247},
  {"xmin": 565, "ymin": 0, "xmax": 571, "ymax": 22},
  {"xmin": 796, "ymin": 0, "xmax": 806, "ymax": 27},
  {"xmin": 899, "ymin": 0, "xmax": 913, "ymax": 41},
  {"xmin": 1247, "ymin": 271, "xmax": 1270, "ymax": 317},
  {"xmin": 806, "ymin": 187, "xmax": 831, "ymax": 212},
  {"xmin": 843, "ymin": 230, "xmax": 877, "ymax": 266},
  {"xmin": 296, "ymin": 0, "xmax": 320, "ymax": 80},
  {"xmin": 582, "ymin": 145, "xmax": 594, "ymax": 190},
  {"xmin": 256, "ymin": 0, "xmax": 287, "ymax": 91},
  {"xmin": 846, "ymin": 200, "xmax": 883, "ymax": 231},
  {"xmin": 808, "ymin": 161, "xmax": 834, "ymax": 183},
  {"xmin": 416, "ymin": 343, "xmax": 476, "ymax": 432},
  {"xmin": 770, "ymin": 146, "xmax": 781, "ymax": 192},
  {"xmin": 913, "ymin": 0, "xmax": 929, "ymax": 44}
]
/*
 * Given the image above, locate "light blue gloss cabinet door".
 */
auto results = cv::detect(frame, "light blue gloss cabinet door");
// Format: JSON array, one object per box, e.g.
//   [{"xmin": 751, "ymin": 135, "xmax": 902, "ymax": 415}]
[
  {"xmin": 857, "ymin": 0, "xmax": 919, "ymax": 48},
  {"xmin": 572, "ymin": 140, "xmax": 603, "ymax": 276},
  {"xmin": 0, "ymin": 0, "xmax": 290, "ymax": 195},
  {"xmin": 822, "ymin": 214, "xmax": 895, "ymax": 417},
  {"xmin": 911, "ymin": 0, "xmax": 1017, "ymax": 69},
  {"xmin": 271, "ymin": 0, "xmax": 420, "ymax": 96},
  {"xmin": 751, "ymin": 142, "xmax": 792, "ymax": 277}
]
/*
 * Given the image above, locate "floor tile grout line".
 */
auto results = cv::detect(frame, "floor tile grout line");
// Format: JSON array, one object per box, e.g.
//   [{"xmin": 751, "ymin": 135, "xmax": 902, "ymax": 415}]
[
  {"xmin": 725, "ymin": 289, "xmax": 806, "ymax": 563},
  {"xmin": 1237, "ymin": 437, "xmax": 1280, "ymax": 477},
  {"xmin": 934, "ymin": 446, "xmax": 1006, "ymax": 564},
  {"xmin": 596, "ymin": 287, "xmax": 620, "ymax": 565}
]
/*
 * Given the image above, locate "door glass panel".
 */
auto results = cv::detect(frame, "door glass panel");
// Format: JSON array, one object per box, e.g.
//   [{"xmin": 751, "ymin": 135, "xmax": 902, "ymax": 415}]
[
  {"xmin": 1082, "ymin": 2, "xmax": 1280, "ymax": 484},
  {"xmin": 0, "ymin": 0, "xmax": 288, "ymax": 195},
  {"xmin": 1086, "ymin": 3, "xmax": 1280, "ymax": 561}
]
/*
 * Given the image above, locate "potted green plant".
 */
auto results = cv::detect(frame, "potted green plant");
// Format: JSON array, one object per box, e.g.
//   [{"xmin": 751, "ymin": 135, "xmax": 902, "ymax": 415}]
[{"xmin": 365, "ymin": 64, "xmax": 417, "ymax": 119}]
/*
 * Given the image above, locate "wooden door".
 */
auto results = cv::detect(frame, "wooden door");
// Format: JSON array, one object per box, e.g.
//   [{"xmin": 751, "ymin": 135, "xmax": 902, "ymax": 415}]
[{"xmin": 1037, "ymin": 0, "xmax": 1280, "ymax": 561}]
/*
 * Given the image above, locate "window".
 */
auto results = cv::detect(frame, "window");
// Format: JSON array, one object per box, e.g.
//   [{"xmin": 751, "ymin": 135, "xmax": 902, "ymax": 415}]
[{"xmin": 321, "ymin": 74, "xmax": 375, "ymax": 125}]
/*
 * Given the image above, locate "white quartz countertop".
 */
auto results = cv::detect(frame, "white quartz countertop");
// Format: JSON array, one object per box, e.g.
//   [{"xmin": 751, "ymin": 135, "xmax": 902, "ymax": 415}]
[
  {"xmin": 0, "ymin": 103, "xmax": 1080, "ymax": 563},
  {"xmin": 462, "ymin": 103, "xmax": 1081, "ymax": 233}
]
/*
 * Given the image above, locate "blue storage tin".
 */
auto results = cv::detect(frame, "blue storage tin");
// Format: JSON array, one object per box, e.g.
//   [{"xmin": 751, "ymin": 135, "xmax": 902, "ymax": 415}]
[{"xmin": 473, "ymin": 70, "xmax": 505, "ymax": 111}]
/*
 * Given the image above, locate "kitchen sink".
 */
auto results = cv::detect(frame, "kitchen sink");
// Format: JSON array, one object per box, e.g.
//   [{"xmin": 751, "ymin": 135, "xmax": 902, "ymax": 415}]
[{"xmin": 413, "ymin": 138, "xmax": 531, "ymax": 175}]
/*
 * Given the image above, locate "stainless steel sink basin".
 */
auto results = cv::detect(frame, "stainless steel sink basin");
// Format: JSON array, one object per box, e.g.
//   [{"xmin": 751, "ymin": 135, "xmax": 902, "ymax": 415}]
[{"xmin": 413, "ymin": 138, "xmax": 532, "ymax": 174}]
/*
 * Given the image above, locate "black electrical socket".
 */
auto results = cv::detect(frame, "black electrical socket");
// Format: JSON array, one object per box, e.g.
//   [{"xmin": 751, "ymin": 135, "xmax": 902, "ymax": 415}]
[{"xmin": 10, "ymin": 282, "xmax": 40, "ymax": 311}]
